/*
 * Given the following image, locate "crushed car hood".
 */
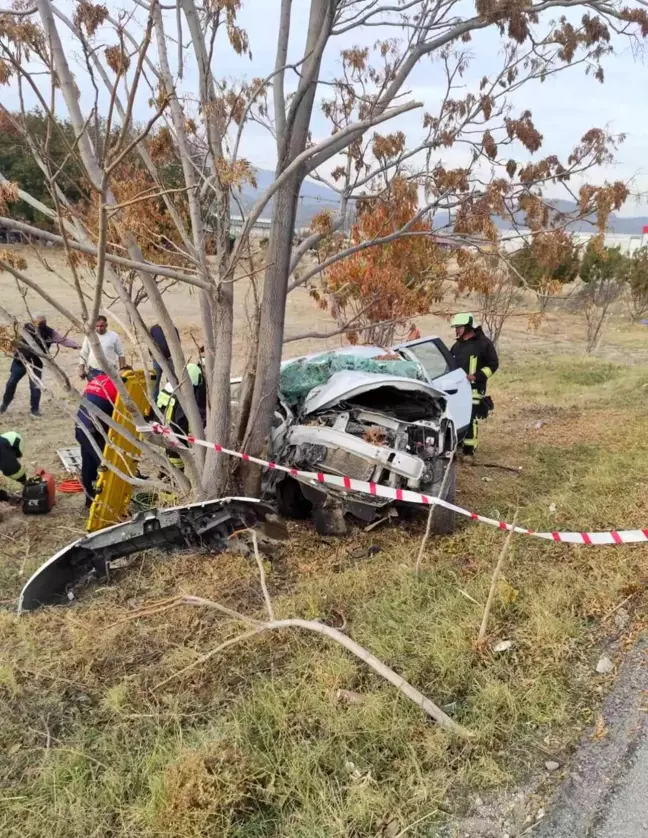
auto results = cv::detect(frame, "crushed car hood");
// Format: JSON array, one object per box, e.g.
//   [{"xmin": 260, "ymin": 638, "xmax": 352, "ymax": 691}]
[{"xmin": 302, "ymin": 371, "xmax": 446, "ymax": 416}]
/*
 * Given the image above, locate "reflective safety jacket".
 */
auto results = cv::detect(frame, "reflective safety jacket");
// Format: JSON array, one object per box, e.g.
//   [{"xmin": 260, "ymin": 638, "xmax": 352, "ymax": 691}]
[
  {"xmin": 157, "ymin": 363, "xmax": 206, "ymax": 427},
  {"xmin": 451, "ymin": 327, "xmax": 499, "ymax": 402},
  {"xmin": 0, "ymin": 431, "xmax": 26, "ymax": 483},
  {"xmin": 76, "ymin": 375, "xmax": 117, "ymax": 443}
]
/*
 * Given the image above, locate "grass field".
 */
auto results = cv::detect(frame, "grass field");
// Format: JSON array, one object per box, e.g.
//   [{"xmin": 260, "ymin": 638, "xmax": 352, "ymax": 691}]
[
  {"xmin": 1, "ymin": 243, "xmax": 648, "ymax": 835},
  {"xmin": 1, "ymin": 337, "xmax": 647, "ymax": 836}
]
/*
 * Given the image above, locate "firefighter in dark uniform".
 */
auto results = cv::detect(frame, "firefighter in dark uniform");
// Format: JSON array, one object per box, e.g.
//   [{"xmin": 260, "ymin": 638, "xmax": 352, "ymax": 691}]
[
  {"xmin": 450, "ymin": 313, "xmax": 499, "ymax": 456},
  {"xmin": 156, "ymin": 361, "xmax": 206, "ymax": 470}
]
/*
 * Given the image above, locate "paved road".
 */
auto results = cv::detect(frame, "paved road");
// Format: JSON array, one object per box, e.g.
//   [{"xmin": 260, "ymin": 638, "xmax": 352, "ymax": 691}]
[
  {"xmin": 593, "ymin": 737, "xmax": 648, "ymax": 838},
  {"xmin": 536, "ymin": 638, "xmax": 648, "ymax": 838}
]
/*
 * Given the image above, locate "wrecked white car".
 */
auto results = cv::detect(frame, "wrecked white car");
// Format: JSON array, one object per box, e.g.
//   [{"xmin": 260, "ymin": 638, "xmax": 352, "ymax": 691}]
[{"xmin": 254, "ymin": 336, "xmax": 472, "ymax": 535}]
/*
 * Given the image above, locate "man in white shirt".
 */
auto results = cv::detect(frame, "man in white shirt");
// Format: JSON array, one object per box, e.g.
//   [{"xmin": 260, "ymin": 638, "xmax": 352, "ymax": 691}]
[{"xmin": 78, "ymin": 315, "xmax": 126, "ymax": 381}]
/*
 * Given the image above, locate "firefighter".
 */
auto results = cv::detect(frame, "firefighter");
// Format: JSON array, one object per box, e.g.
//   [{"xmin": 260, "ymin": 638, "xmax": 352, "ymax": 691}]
[
  {"xmin": 450, "ymin": 313, "xmax": 499, "ymax": 457},
  {"xmin": 156, "ymin": 361, "xmax": 206, "ymax": 470},
  {"xmin": 75, "ymin": 374, "xmax": 118, "ymax": 506},
  {"xmin": 0, "ymin": 431, "xmax": 26, "ymax": 485}
]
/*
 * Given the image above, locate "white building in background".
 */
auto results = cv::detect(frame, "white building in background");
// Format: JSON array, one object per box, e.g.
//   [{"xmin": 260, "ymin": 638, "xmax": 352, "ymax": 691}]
[
  {"xmin": 229, "ymin": 214, "xmax": 272, "ymax": 237},
  {"xmin": 228, "ymin": 214, "xmax": 314, "ymax": 240},
  {"xmin": 571, "ymin": 228, "xmax": 648, "ymax": 254},
  {"xmin": 496, "ymin": 226, "xmax": 648, "ymax": 254}
]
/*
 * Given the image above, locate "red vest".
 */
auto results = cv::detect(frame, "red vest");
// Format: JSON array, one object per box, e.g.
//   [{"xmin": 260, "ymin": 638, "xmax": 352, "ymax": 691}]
[{"xmin": 84, "ymin": 374, "xmax": 117, "ymax": 404}]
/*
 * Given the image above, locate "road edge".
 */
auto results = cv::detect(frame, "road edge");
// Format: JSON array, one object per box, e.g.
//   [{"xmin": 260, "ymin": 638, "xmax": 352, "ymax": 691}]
[{"xmin": 534, "ymin": 635, "xmax": 648, "ymax": 838}]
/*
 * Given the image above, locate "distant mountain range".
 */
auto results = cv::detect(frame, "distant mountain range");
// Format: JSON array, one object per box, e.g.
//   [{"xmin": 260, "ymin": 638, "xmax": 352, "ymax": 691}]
[
  {"xmin": 238, "ymin": 169, "xmax": 343, "ymax": 228},
  {"xmin": 437, "ymin": 199, "xmax": 648, "ymax": 236},
  {"xmin": 492, "ymin": 199, "xmax": 648, "ymax": 235},
  {"xmin": 239, "ymin": 170, "xmax": 648, "ymax": 234}
]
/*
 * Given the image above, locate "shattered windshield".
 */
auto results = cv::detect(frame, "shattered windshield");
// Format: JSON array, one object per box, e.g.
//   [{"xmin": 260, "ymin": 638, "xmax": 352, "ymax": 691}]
[
  {"xmin": 279, "ymin": 352, "xmax": 425, "ymax": 406},
  {"xmin": 406, "ymin": 341, "xmax": 449, "ymax": 381}
]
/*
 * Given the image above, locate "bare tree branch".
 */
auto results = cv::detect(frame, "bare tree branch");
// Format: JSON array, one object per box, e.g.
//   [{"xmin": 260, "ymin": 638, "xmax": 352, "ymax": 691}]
[
  {"xmin": 126, "ymin": 593, "xmax": 473, "ymax": 737},
  {"xmin": 477, "ymin": 513, "xmax": 519, "ymax": 646},
  {"xmin": 0, "ymin": 218, "xmax": 209, "ymax": 288},
  {"xmin": 415, "ymin": 452, "xmax": 456, "ymax": 579}
]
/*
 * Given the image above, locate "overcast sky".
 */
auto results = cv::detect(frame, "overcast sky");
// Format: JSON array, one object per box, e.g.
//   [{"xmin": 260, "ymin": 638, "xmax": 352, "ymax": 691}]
[{"xmin": 2, "ymin": 0, "xmax": 646, "ymax": 216}]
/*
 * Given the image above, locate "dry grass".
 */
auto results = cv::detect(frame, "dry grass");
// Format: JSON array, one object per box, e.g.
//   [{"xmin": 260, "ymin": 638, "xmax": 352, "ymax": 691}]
[
  {"xmin": 2, "ymin": 246, "xmax": 648, "ymax": 836},
  {"xmin": 1, "ymin": 348, "xmax": 648, "ymax": 837}
]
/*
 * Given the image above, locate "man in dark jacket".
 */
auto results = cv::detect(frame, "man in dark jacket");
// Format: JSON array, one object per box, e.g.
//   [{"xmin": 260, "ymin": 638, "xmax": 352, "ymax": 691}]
[
  {"xmin": 0, "ymin": 431, "xmax": 26, "ymax": 485},
  {"xmin": 1, "ymin": 314, "xmax": 80, "ymax": 417},
  {"xmin": 149, "ymin": 323, "xmax": 180, "ymax": 402},
  {"xmin": 75, "ymin": 374, "xmax": 117, "ymax": 506},
  {"xmin": 450, "ymin": 313, "xmax": 499, "ymax": 456}
]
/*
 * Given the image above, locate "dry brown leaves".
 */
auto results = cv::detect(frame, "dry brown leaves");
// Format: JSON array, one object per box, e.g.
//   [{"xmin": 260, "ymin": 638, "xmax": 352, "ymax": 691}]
[
  {"xmin": 0, "ymin": 180, "xmax": 19, "ymax": 214},
  {"xmin": 73, "ymin": 1, "xmax": 108, "ymax": 38},
  {"xmin": 363, "ymin": 427, "xmax": 387, "ymax": 446}
]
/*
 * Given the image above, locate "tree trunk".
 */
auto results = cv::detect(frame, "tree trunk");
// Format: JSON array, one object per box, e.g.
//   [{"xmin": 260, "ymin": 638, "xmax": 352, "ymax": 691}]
[
  {"xmin": 203, "ymin": 280, "xmax": 234, "ymax": 495},
  {"xmin": 242, "ymin": 176, "xmax": 301, "ymax": 493},
  {"xmin": 235, "ymin": 279, "xmax": 262, "ymax": 450},
  {"xmin": 240, "ymin": 0, "xmax": 332, "ymax": 493},
  {"xmin": 537, "ymin": 292, "xmax": 550, "ymax": 313}
]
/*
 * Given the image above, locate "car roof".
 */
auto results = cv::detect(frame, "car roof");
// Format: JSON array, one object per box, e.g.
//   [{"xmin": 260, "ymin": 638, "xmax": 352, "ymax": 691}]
[
  {"xmin": 283, "ymin": 337, "xmax": 441, "ymax": 367},
  {"xmin": 229, "ymin": 337, "xmax": 443, "ymax": 386}
]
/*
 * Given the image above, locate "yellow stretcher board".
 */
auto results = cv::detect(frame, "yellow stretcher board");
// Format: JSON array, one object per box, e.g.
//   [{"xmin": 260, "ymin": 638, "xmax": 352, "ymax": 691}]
[{"xmin": 86, "ymin": 369, "xmax": 152, "ymax": 533}]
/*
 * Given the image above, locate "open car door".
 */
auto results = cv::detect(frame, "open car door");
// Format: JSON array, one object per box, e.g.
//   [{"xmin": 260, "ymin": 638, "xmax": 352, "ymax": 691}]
[{"xmin": 393, "ymin": 336, "xmax": 472, "ymax": 436}]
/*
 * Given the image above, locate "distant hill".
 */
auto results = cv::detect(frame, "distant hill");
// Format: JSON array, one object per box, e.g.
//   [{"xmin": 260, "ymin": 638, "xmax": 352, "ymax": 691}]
[
  {"xmin": 490, "ymin": 198, "xmax": 648, "ymax": 235},
  {"xmin": 431, "ymin": 199, "xmax": 648, "ymax": 237},
  {"xmin": 238, "ymin": 172, "xmax": 648, "ymax": 234},
  {"xmin": 608, "ymin": 216, "xmax": 648, "ymax": 234},
  {"xmin": 237, "ymin": 169, "xmax": 342, "ymax": 228}
]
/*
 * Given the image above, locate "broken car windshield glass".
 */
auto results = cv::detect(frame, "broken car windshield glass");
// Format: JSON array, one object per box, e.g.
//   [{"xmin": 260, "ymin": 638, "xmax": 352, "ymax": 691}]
[{"xmin": 409, "ymin": 341, "xmax": 449, "ymax": 381}]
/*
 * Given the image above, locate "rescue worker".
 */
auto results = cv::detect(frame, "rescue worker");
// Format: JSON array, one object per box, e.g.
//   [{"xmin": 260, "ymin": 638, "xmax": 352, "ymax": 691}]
[
  {"xmin": 0, "ymin": 431, "xmax": 26, "ymax": 485},
  {"xmin": 450, "ymin": 313, "xmax": 499, "ymax": 457},
  {"xmin": 149, "ymin": 323, "xmax": 180, "ymax": 402},
  {"xmin": 156, "ymin": 360, "xmax": 206, "ymax": 471},
  {"xmin": 75, "ymin": 373, "xmax": 118, "ymax": 506}
]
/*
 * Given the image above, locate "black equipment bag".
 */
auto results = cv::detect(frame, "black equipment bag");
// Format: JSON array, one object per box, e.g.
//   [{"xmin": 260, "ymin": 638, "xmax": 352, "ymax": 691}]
[
  {"xmin": 476, "ymin": 395, "xmax": 494, "ymax": 420},
  {"xmin": 22, "ymin": 477, "xmax": 51, "ymax": 515}
]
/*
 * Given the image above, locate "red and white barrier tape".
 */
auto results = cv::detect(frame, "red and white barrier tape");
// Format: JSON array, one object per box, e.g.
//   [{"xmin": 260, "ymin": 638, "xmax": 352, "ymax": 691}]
[{"xmin": 137, "ymin": 422, "xmax": 648, "ymax": 546}]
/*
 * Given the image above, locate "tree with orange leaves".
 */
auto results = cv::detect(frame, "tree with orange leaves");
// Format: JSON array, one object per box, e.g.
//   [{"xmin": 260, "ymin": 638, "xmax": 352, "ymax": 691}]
[
  {"xmin": 316, "ymin": 177, "xmax": 446, "ymax": 346},
  {"xmin": 509, "ymin": 232, "xmax": 581, "ymax": 313}
]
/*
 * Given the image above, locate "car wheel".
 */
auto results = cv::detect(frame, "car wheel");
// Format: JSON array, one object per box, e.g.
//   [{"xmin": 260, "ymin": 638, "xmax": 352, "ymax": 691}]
[
  {"xmin": 312, "ymin": 500, "xmax": 347, "ymax": 536},
  {"xmin": 275, "ymin": 477, "xmax": 313, "ymax": 520},
  {"xmin": 423, "ymin": 459, "xmax": 457, "ymax": 535}
]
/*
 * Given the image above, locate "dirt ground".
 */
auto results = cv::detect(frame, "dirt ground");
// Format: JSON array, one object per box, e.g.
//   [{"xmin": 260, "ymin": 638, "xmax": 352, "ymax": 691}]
[
  {"xmin": 1, "ymin": 243, "xmax": 647, "ymax": 566},
  {"xmin": 1, "ymin": 243, "xmax": 646, "ymax": 505},
  {"xmin": 2, "ymin": 246, "xmax": 648, "ymax": 838}
]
